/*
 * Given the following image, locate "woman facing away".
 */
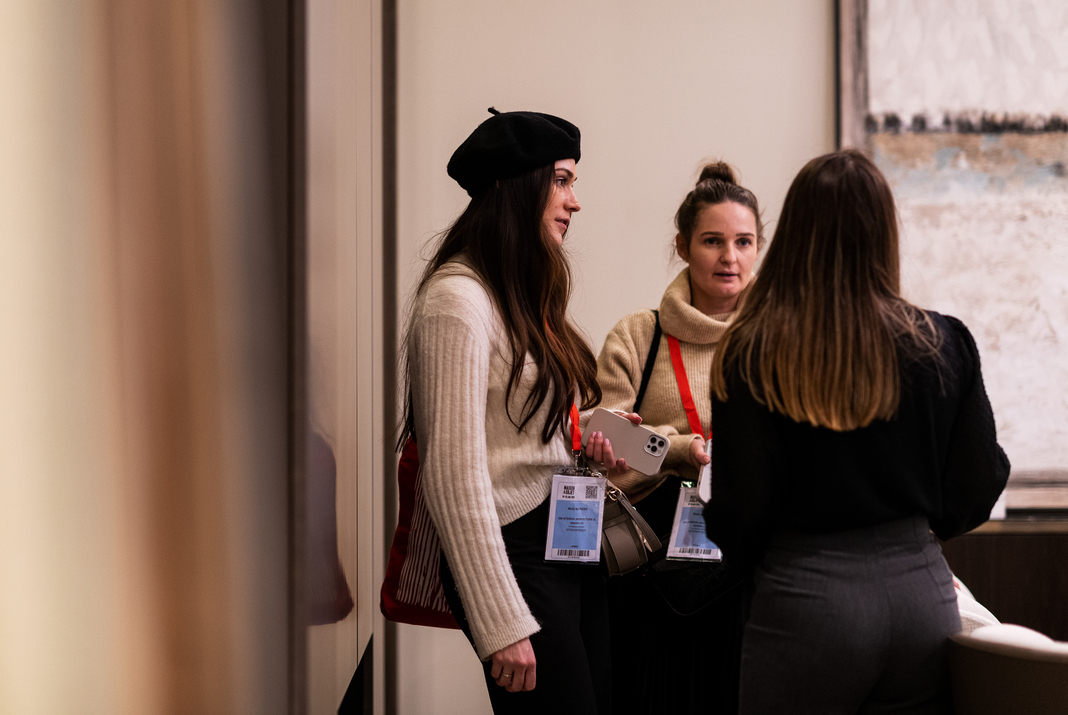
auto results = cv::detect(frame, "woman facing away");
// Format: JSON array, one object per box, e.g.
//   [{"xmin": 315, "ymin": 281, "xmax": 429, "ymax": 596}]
[
  {"xmin": 401, "ymin": 108, "xmax": 632, "ymax": 714},
  {"xmin": 705, "ymin": 149, "xmax": 1010, "ymax": 714},
  {"xmin": 594, "ymin": 162, "xmax": 763, "ymax": 713}
]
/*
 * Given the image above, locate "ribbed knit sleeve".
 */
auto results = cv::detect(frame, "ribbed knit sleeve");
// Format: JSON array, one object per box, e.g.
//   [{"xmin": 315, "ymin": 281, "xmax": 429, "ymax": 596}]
[{"xmin": 409, "ymin": 272, "xmax": 540, "ymax": 660}]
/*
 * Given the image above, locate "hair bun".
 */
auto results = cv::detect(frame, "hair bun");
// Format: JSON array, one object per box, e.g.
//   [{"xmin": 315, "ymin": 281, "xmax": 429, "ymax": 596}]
[{"xmin": 697, "ymin": 161, "xmax": 737, "ymax": 187}]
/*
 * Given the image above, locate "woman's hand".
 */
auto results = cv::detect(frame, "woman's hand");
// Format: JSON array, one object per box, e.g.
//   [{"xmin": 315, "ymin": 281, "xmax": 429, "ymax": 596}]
[
  {"xmin": 688, "ymin": 435, "xmax": 710, "ymax": 470},
  {"xmin": 490, "ymin": 637, "xmax": 536, "ymax": 692},
  {"xmin": 584, "ymin": 412, "xmax": 642, "ymax": 478}
]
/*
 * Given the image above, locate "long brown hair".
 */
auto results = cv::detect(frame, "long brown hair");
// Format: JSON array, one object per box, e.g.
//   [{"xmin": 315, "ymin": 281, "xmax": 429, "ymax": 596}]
[
  {"xmin": 711, "ymin": 150, "xmax": 940, "ymax": 430},
  {"xmin": 400, "ymin": 164, "xmax": 600, "ymax": 446}
]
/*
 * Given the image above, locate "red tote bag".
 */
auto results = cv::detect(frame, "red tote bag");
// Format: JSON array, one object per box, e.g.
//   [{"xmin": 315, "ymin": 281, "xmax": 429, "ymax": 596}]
[{"xmin": 380, "ymin": 437, "xmax": 460, "ymax": 629}]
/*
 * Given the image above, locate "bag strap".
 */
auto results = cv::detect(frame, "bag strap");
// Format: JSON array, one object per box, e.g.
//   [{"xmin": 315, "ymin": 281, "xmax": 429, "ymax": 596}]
[
  {"xmin": 632, "ymin": 309, "xmax": 661, "ymax": 413},
  {"xmin": 606, "ymin": 480, "xmax": 662, "ymax": 552}
]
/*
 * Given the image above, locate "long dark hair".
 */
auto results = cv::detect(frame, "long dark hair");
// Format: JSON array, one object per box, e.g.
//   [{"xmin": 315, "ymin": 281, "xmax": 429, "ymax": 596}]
[
  {"xmin": 712, "ymin": 150, "xmax": 940, "ymax": 430},
  {"xmin": 399, "ymin": 164, "xmax": 601, "ymax": 446}
]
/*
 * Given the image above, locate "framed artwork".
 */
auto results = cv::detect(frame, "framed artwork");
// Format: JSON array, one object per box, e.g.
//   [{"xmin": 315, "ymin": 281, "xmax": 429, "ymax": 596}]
[{"xmin": 838, "ymin": 0, "xmax": 1068, "ymax": 512}]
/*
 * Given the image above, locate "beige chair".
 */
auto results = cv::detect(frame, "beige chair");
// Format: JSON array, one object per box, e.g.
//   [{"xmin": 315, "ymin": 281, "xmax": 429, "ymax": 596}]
[{"xmin": 948, "ymin": 624, "xmax": 1068, "ymax": 715}]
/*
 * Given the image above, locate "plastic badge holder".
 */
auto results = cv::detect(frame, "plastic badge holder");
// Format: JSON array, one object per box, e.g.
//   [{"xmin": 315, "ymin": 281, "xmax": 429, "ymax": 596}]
[{"xmin": 544, "ymin": 474, "xmax": 606, "ymax": 563}]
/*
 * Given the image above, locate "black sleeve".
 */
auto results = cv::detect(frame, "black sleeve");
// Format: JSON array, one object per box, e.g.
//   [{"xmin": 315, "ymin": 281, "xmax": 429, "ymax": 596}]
[
  {"xmin": 930, "ymin": 316, "xmax": 1011, "ymax": 540},
  {"xmin": 703, "ymin": 370, "xmax": 788, "ymax": 569}
]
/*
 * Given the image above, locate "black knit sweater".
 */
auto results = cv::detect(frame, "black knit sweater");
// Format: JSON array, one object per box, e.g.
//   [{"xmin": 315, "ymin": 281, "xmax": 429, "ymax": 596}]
[{"xmin": 704, "ymin": 312, "xmax": 1011, "ymax": 568}]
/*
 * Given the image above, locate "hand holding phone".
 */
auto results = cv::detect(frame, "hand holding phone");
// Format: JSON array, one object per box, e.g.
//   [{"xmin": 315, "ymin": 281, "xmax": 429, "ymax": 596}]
[{"xmin": 581, "ymin": 408, "xmax": 669, "ymax": 476}]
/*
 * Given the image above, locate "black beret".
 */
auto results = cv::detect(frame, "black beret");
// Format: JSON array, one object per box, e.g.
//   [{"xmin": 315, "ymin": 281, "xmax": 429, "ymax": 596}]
[{"xmin": 447, "ymin": 108, "xmax": 581, "ymax": 196}]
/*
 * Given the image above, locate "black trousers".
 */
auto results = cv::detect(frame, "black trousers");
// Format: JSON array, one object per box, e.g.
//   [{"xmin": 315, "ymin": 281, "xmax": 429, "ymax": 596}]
[
  {"xmin": 440, "ymin": 496, "xmax": 612, "ymax": 715},
  {"xmin": 740, "ymin": 517, "xmax": 960, "ymax": 715}
]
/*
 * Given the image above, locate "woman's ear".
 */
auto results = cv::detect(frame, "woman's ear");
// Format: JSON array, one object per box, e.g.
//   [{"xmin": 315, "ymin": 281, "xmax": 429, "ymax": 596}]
[{"xmin": 674, "ymin": 232, "xmax": 689, "ymax": 261}]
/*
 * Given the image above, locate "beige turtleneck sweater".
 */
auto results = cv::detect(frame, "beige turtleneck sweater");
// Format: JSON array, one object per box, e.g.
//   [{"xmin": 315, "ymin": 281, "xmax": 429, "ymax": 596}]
[
  {"xmin": 408, "ymin": 257, "xmax": 577, "ymax": 659},
  {"xmin": 595, "ymin": 267, "xmax": 734, "ymax": 503}
]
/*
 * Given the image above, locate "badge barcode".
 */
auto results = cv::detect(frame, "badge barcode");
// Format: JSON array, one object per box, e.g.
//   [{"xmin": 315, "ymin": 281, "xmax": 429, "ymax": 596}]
[
  {"xmin": 677, "ymin": 547, "xmax": 715, "ymax": 555},
  {"xmin": 555, "ymin": 549, "xmax": 591, "ymax": 557},
  {"xmin": 584, "ymin": 485, "xmax": 598, "ymax": 499}
]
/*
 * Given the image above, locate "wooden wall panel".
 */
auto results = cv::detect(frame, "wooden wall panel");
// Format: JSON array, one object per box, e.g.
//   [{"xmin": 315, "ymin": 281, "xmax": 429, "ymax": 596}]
[{"xmin": 942, "ymin": 529, "xmax": 1068, "ymax": 642}]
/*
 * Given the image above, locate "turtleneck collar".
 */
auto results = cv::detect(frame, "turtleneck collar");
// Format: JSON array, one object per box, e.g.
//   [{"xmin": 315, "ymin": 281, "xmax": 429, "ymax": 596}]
[{"xmin": 658, "ymin": 267, "xmax": 735, "ymax": 345}]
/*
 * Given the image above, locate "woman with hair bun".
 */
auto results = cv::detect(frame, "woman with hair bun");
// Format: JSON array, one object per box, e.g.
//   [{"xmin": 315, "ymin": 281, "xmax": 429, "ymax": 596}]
[
  {"xmin": 706, "ymin": 150, "xmax": 1009, "ymax": 713},
  {"xmin": 594, "ymin": 161, "xmax": 765, "ymax": 713}
]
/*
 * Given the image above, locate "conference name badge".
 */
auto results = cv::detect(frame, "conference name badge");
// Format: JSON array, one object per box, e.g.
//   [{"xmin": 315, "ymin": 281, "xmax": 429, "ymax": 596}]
[
  {"xmin": 544, "ymin": 473, "xmax": 606, "ymax": 563},
  {"xmin": 666, "ymin": 486, "xmax": 722, "ymax": 561}
]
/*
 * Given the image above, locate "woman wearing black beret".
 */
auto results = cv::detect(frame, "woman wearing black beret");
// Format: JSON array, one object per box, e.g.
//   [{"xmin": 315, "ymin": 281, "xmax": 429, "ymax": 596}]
[{"xmin": 400, "ymin": 108, "xmax": 631, "ymax": 714}]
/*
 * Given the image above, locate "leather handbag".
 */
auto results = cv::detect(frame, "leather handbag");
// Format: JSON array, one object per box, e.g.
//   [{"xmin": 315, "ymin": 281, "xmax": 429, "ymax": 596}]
[
  {"xmin": 601, "ymin": 480, "xmax": 662, "ymax": 576},
  {"xmin": 598, "ymin": 309, "xmax": 665, "ymax": 577}
]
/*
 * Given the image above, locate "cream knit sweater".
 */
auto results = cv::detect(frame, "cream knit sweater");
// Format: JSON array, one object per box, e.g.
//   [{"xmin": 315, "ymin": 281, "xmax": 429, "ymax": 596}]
[
  {"xmin": 408, "ymin": 257, "xmax": 577, "ymax": 659},
  {"xmin": 596, "ymin": 267, "xmax": 734, "ymax": 503}
]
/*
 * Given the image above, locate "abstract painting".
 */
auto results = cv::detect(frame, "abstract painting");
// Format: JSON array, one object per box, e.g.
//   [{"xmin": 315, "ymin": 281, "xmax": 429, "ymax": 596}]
[{"xmin": 840, "ymin": 0, "xmax": 1068, "ymax": 511}]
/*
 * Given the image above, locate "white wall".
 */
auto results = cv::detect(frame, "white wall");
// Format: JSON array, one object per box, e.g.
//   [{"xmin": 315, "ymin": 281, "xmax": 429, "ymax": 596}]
[
  {"xmin": 398, "ymin": 0, "xmax": 836, "ymax": 352},
  {"xmin": 395, "ymin": 1, "xmax": 835, "ymax": 711}
]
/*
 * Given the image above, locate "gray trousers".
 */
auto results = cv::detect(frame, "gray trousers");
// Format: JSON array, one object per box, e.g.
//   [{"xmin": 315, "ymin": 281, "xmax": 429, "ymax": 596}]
[{"xmin": 739, "ymin": 516, "xmax": 960, "ymax": 715}]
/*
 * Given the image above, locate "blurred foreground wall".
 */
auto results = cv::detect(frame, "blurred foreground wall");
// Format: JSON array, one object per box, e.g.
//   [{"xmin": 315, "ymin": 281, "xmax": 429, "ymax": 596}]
[{"xmin": 0, "ymin": 2, "xmax": 290, "ymax": 712}]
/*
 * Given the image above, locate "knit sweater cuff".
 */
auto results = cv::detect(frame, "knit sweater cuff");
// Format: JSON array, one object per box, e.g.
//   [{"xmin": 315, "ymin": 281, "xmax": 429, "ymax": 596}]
[{"xmin": 474, "ymin": 614, "xmax": 542, "ymax": 661}]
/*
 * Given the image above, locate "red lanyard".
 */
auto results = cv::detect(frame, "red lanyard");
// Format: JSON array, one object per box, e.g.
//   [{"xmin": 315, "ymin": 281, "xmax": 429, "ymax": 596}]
[
  {"xmin": 568, "ymin": 402, "xmax": 582, "ymax": 452},
  {"xmin": 666, "ymin": 335, "xmax": 709, "ymax": 440},
  {"xmin": 550, "ymin": 316, "xmax": 583, "ymax": 454}
]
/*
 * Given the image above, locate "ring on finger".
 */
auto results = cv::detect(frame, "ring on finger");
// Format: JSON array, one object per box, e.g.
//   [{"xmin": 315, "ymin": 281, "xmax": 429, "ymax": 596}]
[{"xmin": 501, "ymin": 673, "xmax": 513, "ymax": 679}]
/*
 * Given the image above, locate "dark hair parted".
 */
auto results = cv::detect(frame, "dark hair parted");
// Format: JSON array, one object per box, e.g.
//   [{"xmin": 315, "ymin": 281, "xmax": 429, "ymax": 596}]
[
  {"xmin": 674, "ymin": 161, "xmax": 765, "ymax": 249},
  {"xmin": 400, "ymin": 164, "xmax": 601, "ymax": 446},
  {"xmin": 711, "ymin": 150, "xmax": 941, "ymax": 431}
]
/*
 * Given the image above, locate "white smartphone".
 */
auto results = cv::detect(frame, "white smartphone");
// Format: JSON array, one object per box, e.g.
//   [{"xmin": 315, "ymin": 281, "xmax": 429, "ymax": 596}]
[{"xmin": 581, "ymin": 408, "xmax": 669, "ymax": 476}]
